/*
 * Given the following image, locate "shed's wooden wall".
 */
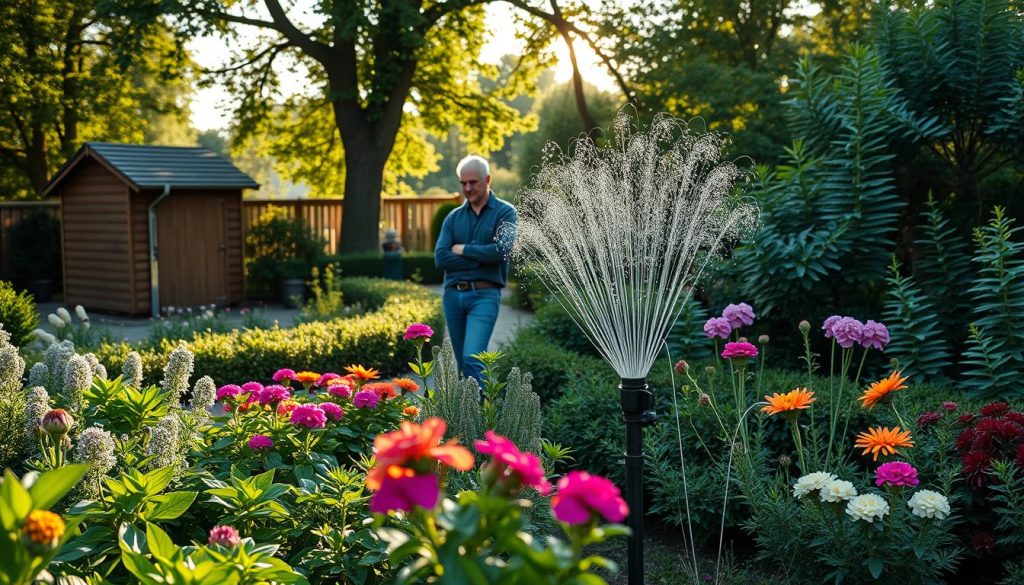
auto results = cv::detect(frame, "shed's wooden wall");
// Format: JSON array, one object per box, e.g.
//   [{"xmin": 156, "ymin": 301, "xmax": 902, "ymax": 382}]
[
  {"xmin": 130, "ymin": 191, "xmax": 154, "ymax": 314},
  {"xmin": 59, "ymin": 159, "xmax": 133, "ymax": 313}
]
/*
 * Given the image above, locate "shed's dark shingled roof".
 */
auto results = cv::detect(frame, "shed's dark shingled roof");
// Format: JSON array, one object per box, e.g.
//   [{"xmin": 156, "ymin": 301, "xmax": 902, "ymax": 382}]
[{"xmin": 75, "ymin": 142, "xmax": 257, "ymax": 190}]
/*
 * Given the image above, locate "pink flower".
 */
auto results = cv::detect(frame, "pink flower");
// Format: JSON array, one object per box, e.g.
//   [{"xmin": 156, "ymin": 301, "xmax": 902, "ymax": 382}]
[
  {"xmin": 316, "ymin": 373, "xmax": 341, "ymax": 387},
  {"xmin": 272, "ymin": 368, "xmax": 297, "ymax": 383},
  {"xmin": 290, "ymin": 404, "xmax": 327, "ymax": 429},
  {"xmin": 822, "ymin": 315, "xmax": 842, "ymax": 338},
  {"xmin": 328, "ymin": 383, "xmax": 352, "ymax": 399},
  {"xmin": 860, "ymin": 320, "xmax": 890, "ymax": 351},
  {"xmin": 674, "ymin": 360, "xmax": 688, "ymax": 374},
  {"xmin": 875, "ymin": 461, "xmax": 920, "ymax": 487},
  {"xmin": 320, "ymin": 402, "xmax": 343, "ymax": 421},
  {"xmin": 353, "ymin": 390, "xmax": 379, "ymax": 409},
  {"xmin": 551, "ymin": 471, "xmax": 629, "ymax": 525},
  {"xmin": 703, "ymin": 317, "xmax": 732, "ymax": 339},
  {"xmin": 830, "ymin": 317, "xmax": 864, "ymax": 349},
  {"xmin": 370, "ymin": 466, "xmax": 439, "ymax": 513},
  {"xmin": 241, "ymin": 381, "xmax": 264, "ymax": 394},
  {"xmin": 248, "ymin": 434, "xmax": 273, "ymax": 450},
  {"xmin": 721, "ymin": 341, "xmax": 758, "ymax": 361},
  {"xmin": 941, "ymin": 401, "xmax": 959, "ymax": 412},
  {"xmin": 257, "ymin": 385, "xmax": 290, "ymax": 405},
  {"xmin": 216, "ymin": 384, "xmax": 242, "ymax": 401},
  {"xmin": 404, "ymin": 323, "xmax": 434, "ymax": 341},
  {"xmin": 475, "ymin": 431, "xmax": 552, "ymax": 495},
  {"xmin": 208, "ymin": 525, "xmax": 240, "ymax": 548},
  {"xmin": 722, "ymin": 302, "xmax": 755, "ymax": 328},
  {"xmin": 917, "ymin": 412, "xmax": 942, "ymax": 428}
]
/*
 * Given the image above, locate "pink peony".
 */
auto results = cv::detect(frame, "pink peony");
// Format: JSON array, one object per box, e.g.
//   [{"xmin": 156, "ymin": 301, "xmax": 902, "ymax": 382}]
[
  {"xmin": 316, "ymin": 373, "xmax": 341, "ymax": 387},
  {"xmin": 241, "ymin": 381, "xmax": 264, "ymax": 394},
  {"xmin": 404, "ymin": 323, "xmax": 435, "ymax": 341},
  {"xmin": 290, "ymin": 404, "xmax": 327, "ymax": 429},
  {"xmin": 875, "ymin": 461, "xmax": 920, "ymax": 487},
  {"xmin": 830, "ymin": 317, "xmax": 864, "ymax": 349},
  {"xmin": 272, "ymin": 368, "xmax": 296, "ymax": 383},
  {"xmin": 475, "ymin": 431, "xmax": 552, "ymax": 495},
  {"xmin": 703, "ymin": 317, "xmax": 732, "ymax": 340},
  {"xmin": 248, "ymin": 434, "xmax": 273, "ymax": 450},
  {"xmin": 320, "ymin": 401, "xmax": 343, "ymax": 421},
  {"xmin": 257, "ymin": 385, "xmax": 290, "ymax": 405},
  {"xmin": 353, "ymin": 390, "xmax": 379, "ymax": 409},
  {"xmin": 721, "ymin": 341, "xmax": 758, "ymax": 361},
  {"xmin": 860, "ymin": 320, "xmax": 890, "ymax": 351},
  {"xmin": 328, "ymin": 383, "xmax": 353, "ymax": 399},
  {"xmin": 822, "ymin": 315, "xmax": 842, "ymax": 338},
  {"xmin": 370, "ymin": 467, "xmax": 439, "ymax": 513},
  {"xmin": 208, "ymin": 525, "xmax": 240, "ymax": 548},
  {"xmin": 722, "ymin": 302, "xmax": 755, "ymax": 328},
  {"xmin": 216, "ymin": 384, "xmax": 242, "ymax": 401},
  {"xmin": 551, "ymin": 471, "xmax": 629, "ymax": 525}
]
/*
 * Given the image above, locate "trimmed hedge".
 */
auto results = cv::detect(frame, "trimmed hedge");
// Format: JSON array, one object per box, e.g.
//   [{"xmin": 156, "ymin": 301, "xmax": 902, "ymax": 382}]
[
  {"xmin": 95, "ymin": 278, "xmax": 443, "ymax": 385},
  {"xmin": 330, "ymin": 252, "xmax": 443, "ymax": 284}
]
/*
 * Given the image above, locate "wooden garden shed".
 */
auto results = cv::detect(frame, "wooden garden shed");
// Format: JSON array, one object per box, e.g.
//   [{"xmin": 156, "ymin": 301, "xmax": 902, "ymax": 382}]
[{"xmin": 42, "ymin": 142, "xmax": 258, "ymax": 316}]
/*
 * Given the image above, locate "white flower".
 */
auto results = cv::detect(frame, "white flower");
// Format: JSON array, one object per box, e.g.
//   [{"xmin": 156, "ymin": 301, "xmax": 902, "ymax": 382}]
[
  {"xmin": 75, "ymin": 305, "xmax": 89, "ymax": 322},
  {"xmin": 56, "ymin": 307, "xmax": 72, "ymax": 324},
  {"xmin": 47, "ymin": 314, "xmax": 65, "ymax": 328},
  {"xmin": 793, "ymin": 471, "xmax": 838, "ymax": 498},
  {"xmin": 846, "ymin": 494, "xmax": 890, "ymax": 523},
  {"xmin": 75, "ymin": 427, "xmax": 117, "ymax": 475},
  {"xmin": 908, "ymin": 490, "xmax": 950, "ymax": 520},
  {"xmin": 31, "ymin": 329, "xmax": 57, "ymax": 345},
  {"xmin": 820, "ymin": 479, "xmax": 858, "ymax": 503}
]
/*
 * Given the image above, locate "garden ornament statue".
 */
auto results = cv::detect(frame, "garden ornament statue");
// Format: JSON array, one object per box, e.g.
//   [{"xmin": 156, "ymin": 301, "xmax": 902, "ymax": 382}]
[{"xmin": 508, "ymin": 111, "xmax": 756, "ymax": 584}]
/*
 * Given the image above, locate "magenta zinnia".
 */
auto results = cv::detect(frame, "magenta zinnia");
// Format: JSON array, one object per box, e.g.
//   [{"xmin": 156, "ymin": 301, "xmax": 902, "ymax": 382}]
[
  {"xmin": 208, "ymin": 525, "xmax": 240, "ymax": 548},
  {"xmin": 551, "ymin": 471, "xmax": 629, "ymax": 525},
  {"xmin": 290, "ymin": 404, "xmax": 327, "ymax": 429},
  {"xmin": 216, "ymin": 384, "xmax": 242, "ymax": 400},
  {"xmin": 404, "ymin": 323, "xmax": 434, "ymax": 341},
  {"xmin": 721, "ymin": 341, "xmax": 758, "ymax": 360},
  {"xmin": 874, "ymin": 461, "xmax": 919, "ymax": 487},
  {"xmin": 353, "ymin": 390, "xmax": 379, "ymax": 409},
  {"xmin": 320, "ymin": 402, "xmax": 343, "ymax": 421},
  {"xmin": 272, "ymin": 368, "xmax": 296, "ymax": 383},
  {"xmin": 475, "ymin": 431, "xmax": 552, "ymax": 495},
  {"xmin": 248, "ymin": 434, "xmax": 273, "ymax": 449}
]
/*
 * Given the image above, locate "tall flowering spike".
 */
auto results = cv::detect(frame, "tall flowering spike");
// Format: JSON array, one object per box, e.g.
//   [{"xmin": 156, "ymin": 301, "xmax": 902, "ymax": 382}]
[
  {"xmin": 75, "ymin": 426, "xmax": 117, "ymax": 493},
  {"xmin": 44, "ymin": 341, "xmax": 75, "ymax": 397},
  {"xmin": 508, "ymin": 111, "xmax": 757, "ymax": 379},
  {"xmin": 122, "ymin": 352, "xmax": 144, "ymax": 389},
  {"xmin": 25, "ymin": 387, "xmax": 50, "ymax": 445},
  {"xmin": 62, "ymin": 355, "xmax": 91, "ymax": 415},
  {"xmin": 146, "ymin": 415, "xmax": 181, "ymax": 470},
  {"xmin": 190, "ymin": 376, "xmax": 217, "ymax": 413},
  {"xmin": 161, "ymin": 345, "xmax": 194, "ymax": 406},
  {"xmin": 82, "ymin": 353, "xmax": 105, "ymax": 380},
  {"xmin": 0, "ymin": 342, "xmax": 26, "ymax": 390},
  {"xmin": 28, "ymin": 362, "xmax": 48, "ymax": 390}
]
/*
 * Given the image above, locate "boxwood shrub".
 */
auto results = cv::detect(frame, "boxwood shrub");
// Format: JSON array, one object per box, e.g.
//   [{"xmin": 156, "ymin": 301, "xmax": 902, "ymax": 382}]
[
  {"xmin": 330, "ymin": 252, "xmax": 443, "ymax": 284},
  {"xmin": 95, "ymin": 278, "xmax": 443, "ymax": 385}
]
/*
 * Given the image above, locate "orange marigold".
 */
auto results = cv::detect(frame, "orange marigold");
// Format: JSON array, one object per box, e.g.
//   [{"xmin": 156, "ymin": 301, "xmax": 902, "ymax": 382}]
[
  {"xmin": 392, "ymin": 377, "xmax": 420, "ymax": 394},
  {"xmin": 295, "ymin": 371, "xmax": 321, "ymax": 384},
  {"xmin": 365, "ymin": 382, "xmax": 397, "ymax": 399},
  {"xmin": 22, "ymin": 510, "xmax": 65, "ymax": 548},
  {"xmin": 761, "ymin": 388, "xmax": 816, "ymax": 416},
  {"xmin": 855, "ymin": 426, "xmax": 914, "ymax": 461},
  {"xmin": 403, "ymin": 405, "xmax": 421, "ymax": 418},
  {"xmin": 858, "ymin": 371, "xmax": 909, "ymax": 410},
  {"xmin": 365, "ymin": 417, "xmax": 474, "ymax": 490},
  {"xmin": 344, "ymin": 364, "xmax": 380, "ymax": 382}
]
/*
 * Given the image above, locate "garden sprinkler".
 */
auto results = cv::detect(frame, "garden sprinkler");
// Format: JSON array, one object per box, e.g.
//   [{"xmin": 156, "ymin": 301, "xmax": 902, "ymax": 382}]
[{"xmin": 508, "ymin": 111, "xmax": 756, "ymax": 585}]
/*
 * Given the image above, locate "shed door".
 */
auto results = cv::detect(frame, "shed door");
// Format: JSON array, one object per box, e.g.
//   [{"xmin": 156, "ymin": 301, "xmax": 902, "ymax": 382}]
[{"xmin": 156, "ymin": 194, "xmax": 229, "ymax": 309}]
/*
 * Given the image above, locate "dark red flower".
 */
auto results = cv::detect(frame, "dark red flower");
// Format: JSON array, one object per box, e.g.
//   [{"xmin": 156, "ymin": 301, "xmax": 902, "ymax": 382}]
[
  {"xmin": 941, "ymin": 401, "xmax": 959, "ymax": 412},
  {"xmin": 957, "ymin": 413, "xmax": 976, "ymax": 426},
  {"xmin": 1016, "ymin": 443, "xmax": 1024, "ymax": 467},
  {"xmin": 917, "ymin": 411, "xmax": 942, "ymax": 428},
  {"xmin": 1007, "ymin": 412, "xmax": 1024, "ymax": 425},
  {"xmin": 971, "ymin": 531, "xmax": 996, "ymax": 555},
  {"xmin": 961, "ymin": 450, "xmax": 992, "ymax": 487},
  {"xmin": 980, "ymin": 402, "xmax": 1011, "ymax": 418},
  {"xmin": 956, "ymin": 428, "xmax": 977, "ymax": 451}
]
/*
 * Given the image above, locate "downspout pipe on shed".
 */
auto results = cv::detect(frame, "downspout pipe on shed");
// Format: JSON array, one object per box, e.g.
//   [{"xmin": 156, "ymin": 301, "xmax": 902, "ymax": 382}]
[{"xmin": 148, "ymin": 184, "xmax": 172, "ymax": 318}]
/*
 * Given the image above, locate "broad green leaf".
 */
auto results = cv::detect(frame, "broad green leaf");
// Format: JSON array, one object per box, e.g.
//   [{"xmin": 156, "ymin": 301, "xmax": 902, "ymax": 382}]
[{"xmin": 28, "ymin": 464, "xmax": 91, "ymax": 510}]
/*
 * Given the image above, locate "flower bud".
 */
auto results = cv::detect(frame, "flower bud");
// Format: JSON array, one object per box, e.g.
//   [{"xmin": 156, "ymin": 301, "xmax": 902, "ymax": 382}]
[
  {"xmin": 758, "ymin": 335, "xmax": 769, "ymax": 345},
  {"xmin": 778, "ymin": 455, "xmax": 791, "ymax": 468},
  {"xmin": 22, "ymin": 510, "xmax": 65, "ymax": 552},
  {"xmin": 698, "ymin": 393, "xmax": 711, "ymax": 406},
  {"xmin": 674, "ymin": 360, "xmax": 689, "ymax": 374},
  {"xmin": 889, "ymin": 358, "xmax": 900, "ymax": 370},
  {"xmin": 798, "ymin": 320, "xmax": 811, "ymax": 334},
  {"xmin": 738, "ymin": 336, "xmax": 748, "ymax": 343},
  {"xmin": 40, "ymin": 408, "xmax": 74, "ymax": 437},
  {"xmin": 208, "ymin": 525, "xmax": 241, "ymax": 548},
  {"xmin": 704, "ymin": 366, "xmax": 717, "ymax": 377}
]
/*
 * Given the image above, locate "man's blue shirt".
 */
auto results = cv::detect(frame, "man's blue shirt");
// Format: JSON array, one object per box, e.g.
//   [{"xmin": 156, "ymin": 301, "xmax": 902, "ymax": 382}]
[{"xmin": 434, "ymin": 192, "xmax": 517, "ymax": 288}]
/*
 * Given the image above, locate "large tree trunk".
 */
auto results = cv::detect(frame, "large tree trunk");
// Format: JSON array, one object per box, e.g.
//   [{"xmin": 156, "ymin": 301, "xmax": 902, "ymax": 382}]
[{"xmin": 339, "ymin": 145, "xmax": 389, "ymax": 253}]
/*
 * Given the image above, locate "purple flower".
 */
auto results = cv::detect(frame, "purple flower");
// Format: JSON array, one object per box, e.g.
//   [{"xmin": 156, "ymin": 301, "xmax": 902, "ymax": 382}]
[
  {"xmin": 272, "ymin": 369, "xmax": 296, "ymax": 383},
  {"xmin": 831, "ymin": 317, "xmax": 864, "ymax": 349},
  {"xmin": 248, "ymin": 434, "xmax": 273, "ymax": 450},
  {"xmin": 320, "ymin": 401, "xmax": 343, "ymax": 421},
  {"xmin": 353, "ymin": 390, "xmax": 379, "ymax": 409},
  {"xmin": 875, "ymin": 461, "xmax": 919, "ymax": 487},
  {"xmin": 721, "ymin": 341, "xmax": 759, "ymax": 361},
  {"xmin": 216, "ymin": 384, "xmax": 242, "ymax": 401},
  {"xmin": 703, "ymin": 317, "xmax": 732, "ymax": 340},
  {"xmin": 241, "ymin": 381, "xmax": 264, "ymax": 394},
  {"xmin": 328, "ymin": 383, "xmax": 352, "ymax": 399},
  {"xmin": 822, "ymin": 315, "xmax": 842, "ymax": 338},
  {"xmin": 257, "ymin": 385, "xmax": 291, "ymax": 405},
  {"xmin": 404, "ymin": 323, "xmax": 434, "ymax": 341},
  {"xmin": 208, "ymin": 525, "xmax": 241, "ymax": 548},
  {"xmin": 316, "ymin": 373, "xmax": 341, "ymax": 387},
  {"xmin": 290, "ymin": 404, "xmax": 327, "ymax": 429},
  {"xmin": 722, "ymin": 302, "xmax": 755, "ymax": 328},
  {"xmin": 860, "ymin": 320, "xmax": 890, "ymax": 351}
]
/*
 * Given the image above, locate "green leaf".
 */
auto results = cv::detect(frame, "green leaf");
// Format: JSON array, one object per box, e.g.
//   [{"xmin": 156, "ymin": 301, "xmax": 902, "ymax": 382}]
[
  {"xmin": 0, "ymin": 469, "xmax": 32, "ymax": 521},
  {"xmin": 145, "ymin": 522, "xmax": 177, "ymax": 561},
  {"xmin": 28, "ymin": 464, "xmax": 91, "ymax": 510},
  {"xmin": 866, "ymin": 557, "xmax": 884, "ymax": 579},
  {"xmin": 145, "ymin": 467, "xmax": 176, "ymax": 495},
  {"xmin": 147, "ymin": 491, "xmax": 197, "ymax": 520}
]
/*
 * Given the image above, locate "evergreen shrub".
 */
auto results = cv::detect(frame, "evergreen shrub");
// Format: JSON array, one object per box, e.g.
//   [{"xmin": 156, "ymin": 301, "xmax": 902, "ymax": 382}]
[{"xmin": 0, "ymin": 280, "xmax": 38, "ymax": 348}]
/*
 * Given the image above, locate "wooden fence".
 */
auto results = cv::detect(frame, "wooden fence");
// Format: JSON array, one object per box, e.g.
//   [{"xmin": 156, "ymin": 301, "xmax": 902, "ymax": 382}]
[
  {"xmin": 241, "ymin": 194, "xmax": 462, "ymax": 253},
  {"xmin": 0, "ymin": 201, "xmax": 60, "ymax": 281}
]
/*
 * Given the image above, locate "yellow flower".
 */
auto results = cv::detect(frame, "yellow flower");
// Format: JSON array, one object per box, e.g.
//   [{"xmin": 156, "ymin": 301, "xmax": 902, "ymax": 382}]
[
  {"xmin": 855, "ymin": 426, "xmax": 914, "ymax": 461},
  {"xmin": 858, "ymin": 371, "xmax": 909, "ymax": 410},
  {"xmin": 344, "ymin": 364, "xmax": 380, "ymax": 382},
  {"xmin": 761, "ymin": 388, "xmax": 816, "ymax": 416},
  {"xmin": 22, "ymin": 510, "xmax": 65, "ymax": 550}
]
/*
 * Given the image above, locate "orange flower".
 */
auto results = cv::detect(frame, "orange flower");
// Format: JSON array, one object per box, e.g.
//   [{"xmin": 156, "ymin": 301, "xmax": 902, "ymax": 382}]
[
  {"xmin": 276, "ymin": 399, "xmax": 299, "ymax": 417},
  {"xmin": 392, "ymin": 377, "xmax": 420, "ymax": 394},
  {"xmin": 855, "ymin": 426, "xmax": 914, "ymax": 461},
  {"xmin": 761, "ymin": 388, "xmax": 816, "ymax": 416},
  {"xmin": 403, "ymin": 405, "xmax": 421, "ymax": 418},
  {"xmin": 365, "ymin": 382, "xmax": 397, "ymax": 399},
  {"xmin": 22, "ymin": 510, "xmax": 65, "ymax": 549},
  {"xmin": 858, "ymin": 371, "xmax": 909, "ymax": 410},
  {"xmin": 295, "ymin": 371, "xmax": 321, "ymax": 384},
  {"xmin": 344, "ymin": 364, "xmax": 380, "ymax": 382},
  {"xmin": 366, "ymin": 417, "xmax": 474, "ymax": 490}
]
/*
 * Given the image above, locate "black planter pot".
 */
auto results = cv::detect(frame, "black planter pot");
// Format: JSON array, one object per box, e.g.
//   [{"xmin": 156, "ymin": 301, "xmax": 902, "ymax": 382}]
[
  {"xmin": 279, "ymin": 278, "xmax": 306, "ymax": 308},
  {"xmin": 28, "ymin": 278, "xmax": 53, "ymax": 303}
]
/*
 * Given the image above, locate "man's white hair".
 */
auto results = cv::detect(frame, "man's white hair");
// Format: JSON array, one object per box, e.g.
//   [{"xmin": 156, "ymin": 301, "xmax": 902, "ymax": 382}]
[{"xmin": 456, "ymin": 155, "xmax": 490, "ymax": 178}]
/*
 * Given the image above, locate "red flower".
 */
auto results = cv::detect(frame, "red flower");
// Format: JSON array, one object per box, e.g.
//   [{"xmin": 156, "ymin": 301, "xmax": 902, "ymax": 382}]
[
  {"xmin": 980, "ymin": 402, "xmax": 1011, "ymax": 417},
  {"xmin": 917, "ymin": 411, "xmax": 942, "ymax": 428},
  {"xmin": 941, "ymin": 401, "xmax": 959, "ymax": 412},
  {"xmin": 961, "ymin": 450, "xmax": 992, "ymax": 487},
  {"xmin": 971, "ymin": 531, "xmax": 996, "ymax": 555},
  {"xmin": 957, "ymin": 413, "xmax": 976, "ymax": 425},
  {"xmin": 475, "ymin": 431, "xmax": 552, "ymax": 495},
  {"xmin": 364, "ymin": 382, "xmax": 397, "ymax": 399}
]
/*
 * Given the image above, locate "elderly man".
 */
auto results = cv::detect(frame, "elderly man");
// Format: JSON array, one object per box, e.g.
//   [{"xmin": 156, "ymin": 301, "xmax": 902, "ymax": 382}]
[{"xmin": 434, "ymin": 155, "xmax": 517, "ymax": 384}]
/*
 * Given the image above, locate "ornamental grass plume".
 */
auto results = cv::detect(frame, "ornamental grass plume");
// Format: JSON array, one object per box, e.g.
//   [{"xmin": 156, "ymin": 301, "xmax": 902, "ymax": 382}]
[
  {"xmin": 703, "ymin": 317, "xmax": 732, "ymax": 340},
  {"xmin": 858, "ymin": 371, "xmax": 909, "ymax": 410},
  {"xmin": 908, "ymin": 490, "xmax": 951, "ymax": 519},
  {"xmin": 475, "ymin": 430, "xmax": 552, "ymax": 496},
  {"xmin": 855, "ymin": 426, "xmax": 914, "ymax": 461},
  {"xmin": 845, "ymin": 493, "xmax": 890, "ymax": 523},
  {"xmin": 722, "ymin": 302, "xmax": 755, "ymax": 328},
  {"xmin": 875, "ymin": 461, "xmax": 919, "ymax": 487},
  {"xmin": 551, "ymin": 471, "xmax": 629, "ymax": 525},
  {"xmin": 792, "ymin": 471, "xmax": 838, "ymax": 498}
]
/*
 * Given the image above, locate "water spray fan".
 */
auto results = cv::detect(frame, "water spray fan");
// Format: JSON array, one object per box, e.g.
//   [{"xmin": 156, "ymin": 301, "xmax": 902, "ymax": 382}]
[{"xmin": 507, "ymin": 112, "xmax": 757, "ymax": 584}]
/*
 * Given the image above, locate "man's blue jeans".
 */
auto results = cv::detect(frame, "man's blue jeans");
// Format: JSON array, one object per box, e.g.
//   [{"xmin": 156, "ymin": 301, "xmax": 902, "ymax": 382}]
[{"xmin": 442, "ymin": 287, "xmax": 501, "ymax": 385}]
